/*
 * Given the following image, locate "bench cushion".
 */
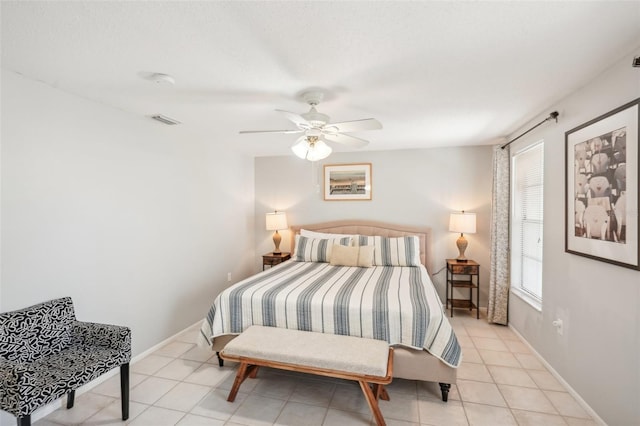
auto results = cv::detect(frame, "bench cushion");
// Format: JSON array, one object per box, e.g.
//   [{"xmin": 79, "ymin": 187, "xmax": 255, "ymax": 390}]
[{"xmin": 222, "ymin": 326, "xmax": 390, "ymax": 377}]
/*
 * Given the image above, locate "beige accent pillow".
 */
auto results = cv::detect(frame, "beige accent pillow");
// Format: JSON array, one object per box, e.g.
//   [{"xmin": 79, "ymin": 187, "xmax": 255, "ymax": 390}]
[{"xmin": 330, "ymin": 244, "xmax": 374, "ymax": 267}]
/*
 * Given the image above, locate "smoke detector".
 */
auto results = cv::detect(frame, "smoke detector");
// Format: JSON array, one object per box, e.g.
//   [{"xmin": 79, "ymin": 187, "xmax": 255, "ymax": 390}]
[{"xmin": 139, "ymin": 72, "xmax": 176, "ymax": 85}]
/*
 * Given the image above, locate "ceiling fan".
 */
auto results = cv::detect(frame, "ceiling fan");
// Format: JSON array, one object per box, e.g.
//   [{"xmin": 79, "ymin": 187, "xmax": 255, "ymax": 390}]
[{"xmin": 239, "ymin": 91, "xmax": 382, "ymax": 161}]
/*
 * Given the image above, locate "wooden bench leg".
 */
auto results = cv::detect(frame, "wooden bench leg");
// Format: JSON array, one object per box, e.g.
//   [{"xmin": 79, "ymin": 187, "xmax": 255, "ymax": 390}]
[
  {"xmin": 227, "ymin": 363, "xmax": 259, "ymax": 402},
  {"xmin": 359, "ymin": 381, "xmax": 386, "ymax": 426},
  {"xmin": 372, "ymin": 384, "xmax": 390, "ymax": 401}
]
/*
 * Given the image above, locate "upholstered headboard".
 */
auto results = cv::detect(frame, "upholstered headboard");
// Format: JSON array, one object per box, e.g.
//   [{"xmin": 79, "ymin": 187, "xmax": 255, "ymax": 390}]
[{"xmin": 290, "ymin": 220, "xmax": 433, "ymax": 275}]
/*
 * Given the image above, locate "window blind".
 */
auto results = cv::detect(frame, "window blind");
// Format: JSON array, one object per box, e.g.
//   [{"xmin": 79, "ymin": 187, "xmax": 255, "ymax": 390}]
[{"xmin": 511, "ymin": 142, "xmax": 544, "ymax": 301}]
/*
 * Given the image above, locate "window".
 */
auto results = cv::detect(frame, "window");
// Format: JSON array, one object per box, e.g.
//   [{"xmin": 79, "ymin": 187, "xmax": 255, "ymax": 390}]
[{"xmin": 511, "ymin": 141, "xmax": 544, "ymax": 308}]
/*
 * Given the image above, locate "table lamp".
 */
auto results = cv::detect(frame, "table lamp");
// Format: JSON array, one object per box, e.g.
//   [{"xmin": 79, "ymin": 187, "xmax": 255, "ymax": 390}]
[
  {"xmin": 266, "ymin": 211, "xmax": 288, "ymax": 254},
  {"xmin": 449, "ymin": 211, "xmax": 476, "ymax": 262}
]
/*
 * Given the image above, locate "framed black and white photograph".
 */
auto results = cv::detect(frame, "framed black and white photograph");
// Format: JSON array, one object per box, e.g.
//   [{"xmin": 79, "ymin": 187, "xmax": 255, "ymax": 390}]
[
  {"xmin": 324, "ymin": 163, "xmax": 372, "ymax": 201},
  {"xmin": 565, "ymin": 98, "xmax": 639, "ymax": 270}
]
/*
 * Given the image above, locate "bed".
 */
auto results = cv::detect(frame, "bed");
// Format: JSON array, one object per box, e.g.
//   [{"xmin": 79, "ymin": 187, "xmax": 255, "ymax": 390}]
[{"xmin": 198, "ymin": 220, "xmax": 460, "ymax": 401}]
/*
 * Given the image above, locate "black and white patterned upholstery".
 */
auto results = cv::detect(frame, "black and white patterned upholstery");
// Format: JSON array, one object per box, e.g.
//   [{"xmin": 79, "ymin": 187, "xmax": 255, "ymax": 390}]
[{"xmin": 0, "ymin": 297, "xmax": 131, "ymax": 426}]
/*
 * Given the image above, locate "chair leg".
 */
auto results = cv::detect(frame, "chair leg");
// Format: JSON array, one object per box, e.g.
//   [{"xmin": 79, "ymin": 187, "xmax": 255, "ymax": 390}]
[
  {"xmin": 120, "ymin": 363, "xmax": 130, "ymax": 421},
  {"xmin": 16, "ymin": 415, "xmax": 31, "ymax": 426},
  {"xmin": 67, "ymin": 390, "xmax": 75, "ymax": 409}
]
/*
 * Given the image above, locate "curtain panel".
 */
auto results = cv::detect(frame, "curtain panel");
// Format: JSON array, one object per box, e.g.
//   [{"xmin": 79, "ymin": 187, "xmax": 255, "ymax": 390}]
[{"xmin": 488, "ymin": 145, "xmax": 510, "ymax": 324}]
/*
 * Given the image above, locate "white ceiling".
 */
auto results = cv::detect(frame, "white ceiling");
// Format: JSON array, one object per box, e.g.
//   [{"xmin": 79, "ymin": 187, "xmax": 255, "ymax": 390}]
[{"xmin": 2, "ymin": 1, "xmax": 639, "ymax": 157}]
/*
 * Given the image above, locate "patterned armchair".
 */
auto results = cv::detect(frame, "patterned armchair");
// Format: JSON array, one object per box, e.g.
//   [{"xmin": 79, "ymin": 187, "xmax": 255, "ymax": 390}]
[{"xmin": 0, "ymin": 297, "xmax": 131, "ymax": 426}]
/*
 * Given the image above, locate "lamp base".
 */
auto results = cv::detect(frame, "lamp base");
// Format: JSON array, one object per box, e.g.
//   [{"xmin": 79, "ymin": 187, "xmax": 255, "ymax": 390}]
[
  {"xmin": 456, "ymin": 234, "xmax": 468, "ymax": 262},
  {"xmin": 272, "ymin": 230, "xmax": 282, "ymax": 255}
]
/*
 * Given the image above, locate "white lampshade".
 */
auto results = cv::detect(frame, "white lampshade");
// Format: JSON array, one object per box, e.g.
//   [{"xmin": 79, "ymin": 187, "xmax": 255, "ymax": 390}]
[
  {"xmin": 266, "ymin": 211, "xmax": 288, "ymax": 231},
  {"xmin": 449, "ymin": 212, "xmax": 476, "ymax": 234},
  {"xmin": 291, "ymin": 137, "xmax": 332, "ymax": 161}
]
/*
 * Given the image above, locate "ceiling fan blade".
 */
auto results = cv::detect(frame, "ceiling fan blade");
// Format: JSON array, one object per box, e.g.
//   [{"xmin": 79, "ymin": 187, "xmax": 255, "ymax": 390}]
[
  {"xmin": 239, "ymin": 129, "xmax": 303, "ymax": 135},
  {"xmin": 275, "ymin": 109, "xmax": 311, "ymax": 129},
  {"xmin": 325, "ymin": 118, "xmax": 382, "ymax": 133},
  {"xmin": 323, "ymin": 133, "xmax": 370, "ymax": 147}
]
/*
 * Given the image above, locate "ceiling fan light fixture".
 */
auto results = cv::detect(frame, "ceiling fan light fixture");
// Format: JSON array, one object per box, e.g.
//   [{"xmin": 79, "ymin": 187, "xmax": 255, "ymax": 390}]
[{"xmin": 291, "ymin": 136, "xmax": 332, "ymax": 161}]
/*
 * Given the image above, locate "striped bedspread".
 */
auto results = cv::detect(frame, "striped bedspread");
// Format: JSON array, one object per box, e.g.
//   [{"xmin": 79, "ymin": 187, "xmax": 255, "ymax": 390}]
[{"xmin": 198, "ymin": 260, "xmax": 461, "ymax": 368}]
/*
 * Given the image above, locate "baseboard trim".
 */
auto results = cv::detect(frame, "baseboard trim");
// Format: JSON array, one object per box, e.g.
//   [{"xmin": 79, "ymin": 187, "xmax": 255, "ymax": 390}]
[{"xmin": 508, "ymin": 324, "xmax": 607, "ymax": 426}]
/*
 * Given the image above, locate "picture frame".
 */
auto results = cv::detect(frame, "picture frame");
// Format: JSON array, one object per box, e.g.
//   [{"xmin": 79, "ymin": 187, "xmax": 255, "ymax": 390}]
[
  {"xmin": 324, "ymin": 163, "xmax": 372, "ymax": 201},
  {"xmin": 565, "ymin": 98, "xmax": 639, "ymax": 270}
]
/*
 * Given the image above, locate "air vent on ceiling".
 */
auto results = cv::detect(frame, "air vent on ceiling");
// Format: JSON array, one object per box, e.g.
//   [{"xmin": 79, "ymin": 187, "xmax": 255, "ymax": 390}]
[
  {"xmin": 633, "ymin": 56, "xmax": 640, "ymax": 68},
  {"xmin": 150, "ymin": 114, "xmax": 181, "ymax": 125}
]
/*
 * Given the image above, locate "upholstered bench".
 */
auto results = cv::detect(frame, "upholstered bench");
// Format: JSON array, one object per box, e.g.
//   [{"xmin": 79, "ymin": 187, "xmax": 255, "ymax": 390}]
[
  {"xmin": 0, "ymin": 297, "xmax": 131, "ymax": 426},
  {"xmin": 220, "ymin": 326, "xmax": 394, "ymax": 426}
]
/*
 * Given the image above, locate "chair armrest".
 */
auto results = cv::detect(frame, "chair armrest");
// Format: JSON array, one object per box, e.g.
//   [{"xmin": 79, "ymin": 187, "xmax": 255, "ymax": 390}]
[{"xmin": 71, "ymin": 321, "xmax": 131, "ymax": 355}]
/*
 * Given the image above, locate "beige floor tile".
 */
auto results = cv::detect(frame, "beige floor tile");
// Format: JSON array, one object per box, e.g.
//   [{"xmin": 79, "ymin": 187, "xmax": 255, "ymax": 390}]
[
  {"xmin": 465, "ymin": 326, "xmax": 499, "ymax": 339},
  {"xmin": 127, "ymin": 406, "xmax": 186, "ymax": 426},
  {"xmin": 512, "ymin": 409, "xmax": 569, "ymax": 426},
  {"xmin": 322, "ymin": 408, "xmax": 371, "ymax": 425},
  {"xmin": 45, "ymin": 392, "xmax": 114, "ymax": 425},
  {"xmin": 330, "ymin": 383, "xmax": 372, "ymax": 414},
  {"xmin": 229, "ymin": 394, "xmax": 286, "ymax": 425},
  {"xmin": 563, "ymin": 417, "xmax": 599, "ymax": 425},
  {"xmin": 385, "ymin": 378, "xmax": 418, "ymax": 396},
  {"xmin": 130, "ymin": 354, "xmax": 174, "ymax": 375},
  {"xmin": 451, "ymin": 324, "xmax": 469, "ymax": 336},
  {"xmin": 456, "ymin": 335, "xmax": 475, "ymax": 348},
  {"xmin": 417, "ymin": 382, "xmax": 460, "ymax": 401},
  {"xmin": 471, "ymin": 337, "xmax": 508, "ymax": 352},
  {"xmin": 527, "ymin": 370, "xmax": 566, "ymax": 391},
  {"xmin": 184, "ymin": 363, "xmax": 236, "ymax": 387},
  {"xmin": 515, "ymin": 353, "xmax": 547, "ymax": 370},
  {"xmin": 129, "ymin": 376, "xmax": 179, "ymax": 405},
  {"xmin": 154, "ymin": 382, "xmax": 213, "ymax": 412},
  {"xmin": 288, "ymin": 379, "xmax": 336, "ymax": 407},
  {"xmin": 155, "ymin": 358, "xmax": 204, "ymax": 381},
  {"xmin": 487, "ymin": 366, "xmax": 536, "ymax": 388},
  {"xmin": 457, "ymin": 363, "xmax": 493, "ymax": 383},
  {"xmin": 460, "ymin": 347, "xmax": 483, "ymax": 364},
  {"xmin": 176, "ymin": 413, "xmax": 225, "ymax": 425},
  {"xmin": 175, "ymin": 328, "xmax": 202, "ymax": 344},
  {"xmin": 190, "ymin": 388, "xmax": 247, "ymax": 421},
  {"xmin": 491, "ymin": 326, "xmax": 519, "ymax": 341},
  {"xmin": 378, "ymin": 392, "xmax": 420, "ymax": 423},
  {"xmin": 180, "ymin": 345, "xmax": 217, "ymax": 363},
  {"xmin": 32, "ymin": 419, "xmax": 63, "ymax": 426},
  {"xmin": 385, "ymin": 419, "xmax": 419, "ymax": 426},
  {"xmin": 154, "ymin": 341, "xmax": 195, "ymax": 358},
  {"xmin": 544, "ymin": 391, "xmax": 592, "ymax": 419},
  {"xmin": 503, "ymin": 339, "xmax": 531, "ymax": 354},
  {"xmin": 478, "ymin": 349, "xmax": 520, "ymax": 367},
  {"xmin": 251, "ymin": 372, "xmax": 298, "ymax": 399},
  {"xmin": 274, "ymin": 401, "xmax": 328, "ymax": 426},
  {"xmin": 82, "ymin": 399, "xmax": 149, "ymax": 425},
  {"xmin": 463, "ymin": 402, "xmax": 517, "ymax": 426},
  {"xmin": 90, "ymin": 372, "xmax": 147, "ymax": 398},
  {"xmin": 416, "ymin": 398, "xmax": 468, "ymax": 426},
  {"xmin": 456, "ymin": 380, "xmax": 507, "ymax": 407},
  {"xmin": 498, "ymin": 384, "xmax": 557, "ymax": 414}
]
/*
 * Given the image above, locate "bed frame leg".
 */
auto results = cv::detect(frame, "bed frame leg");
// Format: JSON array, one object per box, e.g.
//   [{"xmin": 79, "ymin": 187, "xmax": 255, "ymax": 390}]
[
  {"xmin": 216, "ymin": 352, "xmax": 224, "ymax": 367},
  {"xmin": 439, "ymin": 383, "xmax": 451, "ymax": 402}
]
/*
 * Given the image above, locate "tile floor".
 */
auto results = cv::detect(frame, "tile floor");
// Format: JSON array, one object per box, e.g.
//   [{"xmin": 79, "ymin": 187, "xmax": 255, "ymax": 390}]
[{"xmin": 35, "ymin": 310, "xmax": 598, "ymax": 426}]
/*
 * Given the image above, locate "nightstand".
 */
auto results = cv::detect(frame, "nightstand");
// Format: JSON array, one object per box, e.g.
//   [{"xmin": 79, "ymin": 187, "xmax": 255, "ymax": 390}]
[
  {"xmin": 262, "ymin": 252, "xmax": 291, "ymax": 270},
  {"xmin": 445, "ymin": 259, "xmax": 480, "ymax": 319}
]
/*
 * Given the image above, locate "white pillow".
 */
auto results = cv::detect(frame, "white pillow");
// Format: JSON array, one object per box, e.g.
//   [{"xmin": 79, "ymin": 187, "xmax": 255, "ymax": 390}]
[
  {"xmin": 354, "ymin": 235, "xmax": 421, "ymax": 267},
  {"xmin": 293, "ymin": 235, "xmax": 353, "ymax": 263}
]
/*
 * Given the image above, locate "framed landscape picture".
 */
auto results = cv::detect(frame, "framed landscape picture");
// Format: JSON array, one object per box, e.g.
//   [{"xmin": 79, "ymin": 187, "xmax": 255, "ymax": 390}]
[
  {"xmin": 324, "ymin": 163, "xmax": 372, "ymax": 201},
  {"xmin": 565, "ymin": 98, "xmax": 639, "ymax": 270}
]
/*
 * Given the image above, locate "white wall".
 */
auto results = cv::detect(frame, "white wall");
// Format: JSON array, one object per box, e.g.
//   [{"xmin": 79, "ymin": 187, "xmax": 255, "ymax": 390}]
[
  {"xmin": 508, "ymin": 48, "xmax": 640, "ymax": 425},
  {"xmin": 254, "ymin": 146, "xmax": 493, "ymax": 306},
  {"xmin": 1, "ymin": 71, "xmax": 255, "ymax": 353}
]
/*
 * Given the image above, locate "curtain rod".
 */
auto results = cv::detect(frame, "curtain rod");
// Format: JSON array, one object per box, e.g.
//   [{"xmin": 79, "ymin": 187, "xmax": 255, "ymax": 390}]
[{"xmin": 500, "ymin": 111, "xmax": 559, "ymax": 150}]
